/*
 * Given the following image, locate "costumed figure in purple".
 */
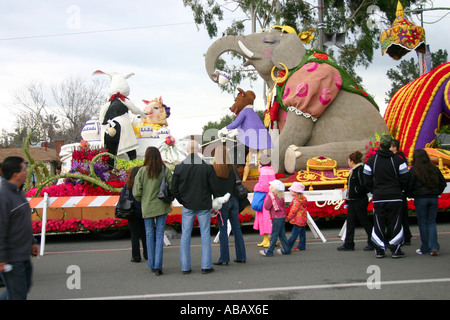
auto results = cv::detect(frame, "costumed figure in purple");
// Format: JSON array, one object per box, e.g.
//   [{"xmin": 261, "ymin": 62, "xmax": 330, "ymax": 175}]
[{"xmin": 219, "ymin": 88, "xmax": 273, "ymax": 181}]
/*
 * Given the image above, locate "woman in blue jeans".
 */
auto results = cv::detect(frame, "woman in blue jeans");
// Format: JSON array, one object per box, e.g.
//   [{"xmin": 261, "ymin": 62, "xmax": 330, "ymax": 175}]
[
  {"xmin": 407, "ymin": 149, "xmax": 446, "ymax": 256},
  {"xmin": 133, "ymin": 147, "xmax": 173, "ymax": 275},
  {"xmin": 212, "ymin": 146, "xmax": 246, "ymax": 265}
]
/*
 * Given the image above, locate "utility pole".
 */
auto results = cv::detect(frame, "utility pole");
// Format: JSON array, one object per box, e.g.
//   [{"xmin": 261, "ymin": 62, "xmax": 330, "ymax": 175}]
[{"xmin": 318, "ymin": 0, "xmax": 325, "ymax": 51}]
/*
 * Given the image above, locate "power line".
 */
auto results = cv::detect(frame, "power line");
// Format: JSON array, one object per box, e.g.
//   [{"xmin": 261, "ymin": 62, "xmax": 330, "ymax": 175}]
[{"xmin": 0, "ymin": 20, "xmax": 197, "ymax": 41}]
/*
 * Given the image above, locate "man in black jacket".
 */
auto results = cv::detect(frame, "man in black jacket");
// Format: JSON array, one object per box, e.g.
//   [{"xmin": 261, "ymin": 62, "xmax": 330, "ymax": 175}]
[
  {"xmin": 390, "ymin": 139, "xmax": 412, "ymax": 245},
  {"xmin": 0, "ymin": 157, "xmax": 39, "ymax": 299},
  {"xmin": 363, "ymin": 135, "xmax": 409, "ymax": 258},
  {"xmin": 172, "ymin": 140, "xmax": 222, "ymax": 274}
]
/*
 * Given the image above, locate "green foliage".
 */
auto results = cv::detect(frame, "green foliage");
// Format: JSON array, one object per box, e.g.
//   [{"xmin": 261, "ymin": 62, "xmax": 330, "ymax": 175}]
[{"xmin": 385, "ymin": 49, "xmax": 448, "ymax": 103}]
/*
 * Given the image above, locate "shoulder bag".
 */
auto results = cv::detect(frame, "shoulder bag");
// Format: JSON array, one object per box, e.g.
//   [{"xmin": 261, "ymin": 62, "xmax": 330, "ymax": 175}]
[
  {"xmin": 115, "ymin": 188, "xmax": 134, "ymax": 219},
  {"xmin": 232, "ymin": 166, "xmax": 249, "ymax": 200},
  {"xmin": 232, "ymin": 166, "xmax": 250, "ymax": 213},
  {"xmin": 158, "ymin": 166, "xmax": 174, "ymax": 203},
  {"xmin": 251, "ymin": 191, "xmax": 267, "ymax": 211}
]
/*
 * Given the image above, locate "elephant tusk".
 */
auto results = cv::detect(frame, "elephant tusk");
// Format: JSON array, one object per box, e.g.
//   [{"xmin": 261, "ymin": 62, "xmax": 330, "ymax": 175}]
[
  {"xmin": 238, "ymin": 40, "xmax": 254, "ymax": 58},
  {"xmin": 271, "ymin": 62, "xmax": 289, "ymax": 84}
]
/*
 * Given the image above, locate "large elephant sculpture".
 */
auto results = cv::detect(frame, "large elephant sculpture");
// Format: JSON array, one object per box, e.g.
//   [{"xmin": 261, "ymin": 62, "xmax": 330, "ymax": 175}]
[{"xmin": 205, "ymin": 26, "xmax": 388, "ymax": 173}]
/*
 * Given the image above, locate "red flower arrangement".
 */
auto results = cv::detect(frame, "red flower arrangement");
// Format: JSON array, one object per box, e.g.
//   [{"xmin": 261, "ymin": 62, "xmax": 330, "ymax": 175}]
[
  {"xmin": 364, "ymin": 140, "xmax": 380, "ymax": 163},
  {"xmin": 26, "ymin": 181, "xmax": 125, "ymax": 197},
  {"xmin": 33, "ymin": 213, "xmax": 254, "ymax": 235},
  {"xmin": 32, "ymin": 217, "xmax": 129, "ymax": 234},
  {"xmin": 164, "ymin": 136, "xmax": 176, "ymax": 146}
]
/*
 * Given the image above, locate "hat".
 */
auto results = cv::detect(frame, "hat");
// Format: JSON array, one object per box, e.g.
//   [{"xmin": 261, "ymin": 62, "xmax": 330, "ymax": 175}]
[
  {"xmin": 288, "ymin": 182, "xmax": 305, "ymax": 194},
  {"xmin": 380, "ymin": 135, "xmax": 393, "ymax": 149},
  {"xmin": 259, "ymin": 153, "xmax": 271, "ymax": 166},
  {"xmin": 269, "ymin": 180, "xmax": 285, "ymax": 192}
]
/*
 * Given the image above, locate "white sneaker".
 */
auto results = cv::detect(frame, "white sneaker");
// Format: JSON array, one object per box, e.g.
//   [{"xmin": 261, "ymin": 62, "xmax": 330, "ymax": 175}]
[
  {"xmin": 416, "ymin": 249, "xmax": 423, "ymax": 255},
  {"xmin": 259, "ymin": 250, "xmax": 267, "ymax": 256}
]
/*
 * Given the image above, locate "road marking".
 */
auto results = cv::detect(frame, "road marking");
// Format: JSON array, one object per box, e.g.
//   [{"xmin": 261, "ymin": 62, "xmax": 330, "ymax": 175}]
[{"xmin": 75, "ymin": 277, "xmax": 450, "ymax": 300}]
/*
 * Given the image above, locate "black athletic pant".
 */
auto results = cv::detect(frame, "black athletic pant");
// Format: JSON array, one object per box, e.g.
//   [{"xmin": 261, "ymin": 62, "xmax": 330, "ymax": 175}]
[
  {"xmin": 371, "ymin": 201, "xmax": 404, "ymax": 254},
  {"xmin": 344, "ymin": 197, "xmax": 373, "ymax": 248}
]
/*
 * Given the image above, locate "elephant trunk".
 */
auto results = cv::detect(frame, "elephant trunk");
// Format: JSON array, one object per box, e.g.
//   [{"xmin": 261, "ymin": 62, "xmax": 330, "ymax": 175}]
[{"xmin": 205, "ymin": 35, "xmax": 245, "ymax": 83}]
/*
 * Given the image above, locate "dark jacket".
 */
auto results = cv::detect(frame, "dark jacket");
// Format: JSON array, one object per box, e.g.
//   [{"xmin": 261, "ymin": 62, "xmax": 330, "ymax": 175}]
[
  {"xmin": 394, "ymin": 150, "xmax": 408, "ymax": 164},
  {"xmin": 347, "ymin": 163, "xmax": 368, "ymax": 201},
  {"xmin": 0, "ymin": 180, "xmax": 36, "ymax": 263},
  {"xmin": 172, "ymin": 153, "xmax": 222, "ymax": 210},
  {"xmin": 363, "ymin": 149, "xmax": 409, "ymax": 202},
  {"xmin": 119, "ymin": 185, "xmax": 142, "ymax": 220},
  {"xmin": 407, "ymin": 166, "xmax": 446, "ymax": 198},
  {"xmin": 215, "ymin": 166, "xmax": 238, "ymax": 200}
]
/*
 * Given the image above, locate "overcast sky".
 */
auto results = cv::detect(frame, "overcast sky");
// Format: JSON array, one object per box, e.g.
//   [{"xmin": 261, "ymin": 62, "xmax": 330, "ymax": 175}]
[{"xmin": 0, "ymin": 0, "xmax": 449, "ymax": 141}]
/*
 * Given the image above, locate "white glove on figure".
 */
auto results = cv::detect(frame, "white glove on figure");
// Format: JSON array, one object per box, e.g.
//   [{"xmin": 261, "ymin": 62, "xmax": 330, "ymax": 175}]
[{"xmin": 218, "ymin": 127, "xmax": 239, "ymax": 142}]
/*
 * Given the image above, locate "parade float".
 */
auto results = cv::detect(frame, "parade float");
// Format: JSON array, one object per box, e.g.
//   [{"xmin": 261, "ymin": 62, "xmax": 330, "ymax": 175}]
[
  {"xmin": 26, "ymin": 70, "xmax": 196, "ymax": 237},
  {"xmin": 205, "ymin": 19, "xmax": 450, "ymax": 219},
  {"xmin": 27, "ymin": 9, "xmax": 450, "ymax": 238}
]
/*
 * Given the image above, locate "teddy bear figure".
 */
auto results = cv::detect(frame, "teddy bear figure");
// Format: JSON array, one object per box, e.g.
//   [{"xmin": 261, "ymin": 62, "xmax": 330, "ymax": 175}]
[{"xmin": 219, "ymin": 88, "xmax": 273, "ymax": 181}]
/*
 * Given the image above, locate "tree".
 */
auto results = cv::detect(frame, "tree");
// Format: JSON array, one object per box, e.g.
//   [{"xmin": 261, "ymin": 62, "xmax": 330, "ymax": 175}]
[
  {"xmin": 385, "ymin": 49, "xmax": 448, "ymax": 103},
  {"xmin": 51, "ymin": 76, "xmax": 106, "ymax": 142},
  {"xmin": 4, "ymin": 75, "xmax": 106, "ymax": 147}
]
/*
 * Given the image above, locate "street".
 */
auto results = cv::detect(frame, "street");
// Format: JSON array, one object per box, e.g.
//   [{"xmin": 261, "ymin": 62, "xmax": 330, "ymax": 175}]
[{"xmin": 19, "ymin": 217, "xmax": 450, "ymax": 303}]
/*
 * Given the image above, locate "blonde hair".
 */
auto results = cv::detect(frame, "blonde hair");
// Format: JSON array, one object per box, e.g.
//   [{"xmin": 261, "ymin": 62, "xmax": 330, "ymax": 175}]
[{"xmin": 269, "ymin": 185, "xmax": 285, "ymax": 199}]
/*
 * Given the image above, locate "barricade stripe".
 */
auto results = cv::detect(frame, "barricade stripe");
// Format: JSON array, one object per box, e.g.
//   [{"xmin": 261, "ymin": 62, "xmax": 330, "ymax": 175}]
[
  {"xmin": 101, "ymin": 196, "xmax": 120, "ymax": 207},
  {"xmin": 28, "ymin": 196, "xmax": 121, "ymax": 208},
  {"xmin": 75, "ymin": 196, "xmax": 97, "ymax": 207},
  {"xmin": 49, "ymin": 197, "xmax": 71, "ymax": 208},
  {"xmin": 28, "ymin": 198, "xmax": 43, "ymax": 208}
]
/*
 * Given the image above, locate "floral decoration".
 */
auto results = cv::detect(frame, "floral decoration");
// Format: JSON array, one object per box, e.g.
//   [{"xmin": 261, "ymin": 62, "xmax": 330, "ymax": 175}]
[
  {"xmin": 164, "ymin": 135, "xmax": 176, "ymax": 146},
  {"xmin": 32, "ymin": 217, "xmax": 129, "ymax": 234},
  {"xmin": 33, "ymin": 213, "xmax": 254, "ymax": 235},
  {"xmin": 26, "ymin": 180, "xmax": 124, "ymax": 197},
  {"xmin": 312, "ymin": 52, "xmax": 328, "ymax": 60}
]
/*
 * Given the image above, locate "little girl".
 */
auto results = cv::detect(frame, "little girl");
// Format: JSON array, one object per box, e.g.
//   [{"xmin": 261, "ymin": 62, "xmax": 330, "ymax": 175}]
[
  {"xmin": 253, "ymin": 153, "xmax": 276, "ymax": 247},
  {"xmin": 286, "ymin": 182, "xmax": 308, "ymax": 251},
  {"xmin": 260, "ymin": 180, "xmax": 291, "ymax": 256}
]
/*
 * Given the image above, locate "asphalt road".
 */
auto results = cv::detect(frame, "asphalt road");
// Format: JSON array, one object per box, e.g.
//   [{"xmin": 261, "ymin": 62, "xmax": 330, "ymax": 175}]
[{"xmin": 18, "ymin": 216, "xmax": 450, "ymax": 305}]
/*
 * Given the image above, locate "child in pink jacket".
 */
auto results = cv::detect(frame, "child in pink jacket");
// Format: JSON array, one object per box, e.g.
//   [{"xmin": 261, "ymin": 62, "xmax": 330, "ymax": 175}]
[
  {"xmin": 286, "ymin": 182, "xmax": 308, "ymax": 251},
  {"xmin": 253, "ymin": 154, "xmax": 276, "ymax": 247},
  {"xmin": 260, "ymin": 180, "xmax": 291, "ymax": 256}
]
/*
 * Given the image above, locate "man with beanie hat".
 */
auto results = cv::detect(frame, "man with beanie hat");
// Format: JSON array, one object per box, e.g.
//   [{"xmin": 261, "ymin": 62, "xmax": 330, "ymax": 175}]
[{"xmin": 363, "ymin": 135, "xmax": 409, "ymax": 258}]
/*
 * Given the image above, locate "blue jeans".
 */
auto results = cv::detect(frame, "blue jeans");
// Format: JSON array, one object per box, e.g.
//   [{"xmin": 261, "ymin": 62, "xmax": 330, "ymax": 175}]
[
  {"xmin": 0, "ymin": 260, "xmax": 33, "ymax": 300},
  {"xmin": 414, "ymin": 197, "xmax": 440, "ymax": 253},
  {"xmin": 265, "ymin": 218, "xmax": 291, "ymax": 256},
  {"xmin": 217, "ymin": 197, "xmax": 246, "ymax": 262},
  {"xmin": 144, "ymin": 214, "xmax": 167, "ymax": 270},
  {"xmin": 180, "ymin": 208, "xmax": 212, "ymax": 271},
  {"xmin": 288, "ymin": 225, "xmax": 306, "ymax": 250}
]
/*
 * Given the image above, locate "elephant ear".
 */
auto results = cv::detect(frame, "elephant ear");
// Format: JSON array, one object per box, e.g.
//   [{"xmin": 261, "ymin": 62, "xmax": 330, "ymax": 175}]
[{"xmin": 272, "ymin": 33, "xmax": 305, "ymax": 70}]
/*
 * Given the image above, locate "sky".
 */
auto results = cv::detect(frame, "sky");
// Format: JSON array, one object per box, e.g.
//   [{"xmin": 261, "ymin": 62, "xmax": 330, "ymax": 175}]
[{"xmin": 0, "ymin": 0, "xmax": 449, "ymax": 142}]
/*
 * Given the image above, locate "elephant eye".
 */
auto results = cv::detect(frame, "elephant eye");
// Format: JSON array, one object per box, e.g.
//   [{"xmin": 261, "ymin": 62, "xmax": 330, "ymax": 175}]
[{"xmin": 263, "ymin": 37, "xmax": 279, "ymax": 44}]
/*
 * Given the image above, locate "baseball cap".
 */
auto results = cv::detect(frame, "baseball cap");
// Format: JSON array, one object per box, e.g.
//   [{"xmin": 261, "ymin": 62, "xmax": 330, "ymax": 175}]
[{"xmin": 269, "ymin": 180, "xmax": 285, "ymax": 192}]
